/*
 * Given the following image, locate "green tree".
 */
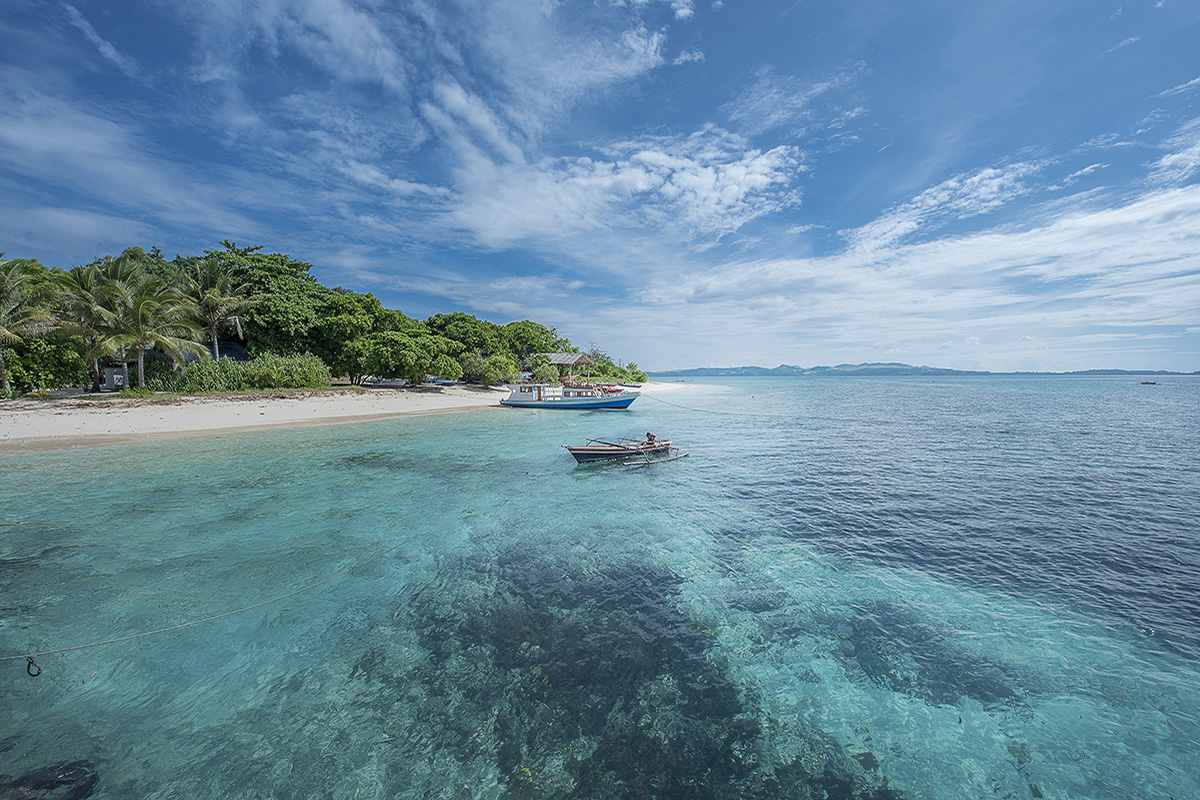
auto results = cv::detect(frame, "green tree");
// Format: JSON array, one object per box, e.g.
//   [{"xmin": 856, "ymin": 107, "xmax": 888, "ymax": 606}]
[
  {"xmin": 531, "ymin": 358, "xmax": 559, "ymax": 383},
  {"xmin": 91, "ymin": 253, "xmax": 151, "ymax": 388},
  {"xmin": 343, "ymin": 331, "xmax": 424, "ymax": 384},
  {"xmin": 459, "ymin": 351, "xmax": 486, "ymax": 383},
  {"xmin": 344, "ymin": 331, "xmax": 462, "ymax": 385},
  {"xmin": 185, "ymin": 258, "xmax": 255, "ymax": 359},
  {"xmin": 308, "ymin": 289, "xmax": 384, "ymax": 375},
  {"xmin": 4, "ymin": 334, "xmax": 88, "ymax": 392},
  {"xmin": 0, "ymin": 254, "xmax": 53, "ymax": 396},
  {"xmin": 426, "ymin": 312, "xmax": 503, "ymax": 355},
  {"xmin": 481, "ymin": 353, "xmax": 519, "ymax": 385},
  {"xmin": 430, "ymin": 353, "xmax": 463, "ymax": 381},
  {"xmin": 51, "ymin": 263, "xmax": 109, "ymax": 391},
  {"xmin": 502, "ymin": 320, "xmax": 571, "ymax": 362},
  {"xmin": 205, "ymin": 241, "xmax": 325, "ymax": 356},
  {"xmin": 97, "ymin": 272, "xmax": 207, "ymax": 389}
]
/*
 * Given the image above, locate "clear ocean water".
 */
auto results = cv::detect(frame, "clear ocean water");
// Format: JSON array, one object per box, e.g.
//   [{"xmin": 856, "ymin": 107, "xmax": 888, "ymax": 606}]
[{"xmin": 2, "ymin": 376, "xmax": 1198, "ymax": 799}]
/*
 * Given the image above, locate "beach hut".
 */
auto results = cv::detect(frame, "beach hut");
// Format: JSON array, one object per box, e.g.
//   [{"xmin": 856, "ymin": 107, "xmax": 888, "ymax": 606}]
[
  {"xmin": 540, "ymin": 352, "xmax": 594, "ymax": 379},
  {"xmin": 102, "ymin": 365, "xmax": 127, "ymax": 391}
]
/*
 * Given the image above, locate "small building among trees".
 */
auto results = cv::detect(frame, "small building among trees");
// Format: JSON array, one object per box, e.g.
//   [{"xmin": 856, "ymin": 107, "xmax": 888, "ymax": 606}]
[{"xmin": 539, "ymin": 352, "xmax": 593, "ymax": 378}]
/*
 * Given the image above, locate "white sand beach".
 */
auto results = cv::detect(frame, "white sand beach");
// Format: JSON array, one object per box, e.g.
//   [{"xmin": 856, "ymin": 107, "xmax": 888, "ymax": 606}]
[{"xmin": 0, "ymin": 381, "xmax": 691, "ymax": 450}]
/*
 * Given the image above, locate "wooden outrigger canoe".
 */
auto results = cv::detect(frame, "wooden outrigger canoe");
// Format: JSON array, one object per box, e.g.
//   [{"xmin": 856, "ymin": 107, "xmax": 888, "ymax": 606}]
[
  {"xmin": 564, "ymin": 437, "xmax": 670, "ymax": 463},
  {"xmin": 564, "ymin": 436, "xmax": 687, "ymax": 465}
]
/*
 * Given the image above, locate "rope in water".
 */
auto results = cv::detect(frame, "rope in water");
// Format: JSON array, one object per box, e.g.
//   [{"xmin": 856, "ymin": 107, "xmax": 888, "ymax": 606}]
[
  {"xmin": 640, "ymin": 392, "xmax": 778, "ymax": 417},
  {"xmin": 2, "ymin": 534, "xmax": 422, "ymax": 677}
]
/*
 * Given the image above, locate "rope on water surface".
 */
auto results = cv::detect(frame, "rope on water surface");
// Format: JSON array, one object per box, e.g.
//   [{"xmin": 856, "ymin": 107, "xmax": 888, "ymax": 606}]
[
  {"xmin": 2, "ymin": 533, "xmax": 423, "ymax": 677},
  {"xmin": 639, "ymin": 392, "xmax": 782, "ymax": 417}
]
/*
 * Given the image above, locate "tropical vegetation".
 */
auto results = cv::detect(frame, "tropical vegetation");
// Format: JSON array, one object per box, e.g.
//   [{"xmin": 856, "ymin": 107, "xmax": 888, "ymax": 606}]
[{"xmin": 0, "ymin": 242, "xmax": 647, "ymax": 397}]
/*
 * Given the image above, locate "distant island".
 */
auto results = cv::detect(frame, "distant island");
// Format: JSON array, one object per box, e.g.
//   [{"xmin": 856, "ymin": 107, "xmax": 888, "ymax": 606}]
[{"xmin": 649, "ymin": 362, "xmax": 1200, "ymax": 377}]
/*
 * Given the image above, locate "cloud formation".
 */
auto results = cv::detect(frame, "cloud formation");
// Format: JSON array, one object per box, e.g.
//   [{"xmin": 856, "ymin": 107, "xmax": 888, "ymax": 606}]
[
  {"xmin": 1, "ymin": 0, "xmax": 1197, "ymax": 371},
  {"xmin": 62, "ymin": 3, "xmax": 140, "ymax": 78}
]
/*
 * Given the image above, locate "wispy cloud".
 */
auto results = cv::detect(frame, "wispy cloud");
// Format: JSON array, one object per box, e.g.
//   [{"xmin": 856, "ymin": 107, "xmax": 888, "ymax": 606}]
[
  {"xmin": 1060, "ymin": 163, "xmax": 1108, "ymax": 185},
  {"xmin": 1102, "ymin": 36, "xmax": 1140, "ymax": 56},
  {"xmin": 189, "ymin": 0, "xmax": 409, "ymax": 91},
  {"xmin": 1149, "ymin": 117, "xmax": 1200, "ymax": 185},
  {"xmin": 610, "ymin": 0, "xmax": 696, "ymax": 21},
  {"xmin": 612, "ymin": 129, "xmax": 1200, "ymax": 370},
  {"xmin": 61, "ymin": 4, "xmax": 140, "ymax": 78},
  {"xmin": 1157, "ymin": 76, "xmax": 1200, "ymax": 97},
  {"xmin": 440, "ymin": 125, "xmax": 802, "ymax": 250},
  {"xmin": 724, "ymin": 63, "xmax": 865, "ymax": 137},
  {"xmin": 845, "ymin": 162, "xmax": 1043, "ymax": 253},
  {"xmin": 0, "ymin": 67, "xmax": 272, "ymax": 239},
  {"xmin": 0, "ymin": 206, "xmax": 155, "ymax": 259}
]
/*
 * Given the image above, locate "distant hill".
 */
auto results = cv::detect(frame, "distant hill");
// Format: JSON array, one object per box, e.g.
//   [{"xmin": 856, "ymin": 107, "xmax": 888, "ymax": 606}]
[{"xmin": 649, "ymin": 362, "xmax": 1199, "ymax": 377}]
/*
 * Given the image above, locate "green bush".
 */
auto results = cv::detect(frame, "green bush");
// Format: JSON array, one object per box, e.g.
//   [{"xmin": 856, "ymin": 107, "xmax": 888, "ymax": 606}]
[
  {"xmin": 5, "ymin": 335, "xmax": 89, "ymax": 392},
  {"xmin": 176, "ymin": 352, "xmax": 331, "ymax": 393},
  {"xmin": 142, "ymin": 350, "xmax": 184, "ymax": 392},
  {"xmin": 252, "ymin": 352, "xmax": 331, "ymax": 388}
]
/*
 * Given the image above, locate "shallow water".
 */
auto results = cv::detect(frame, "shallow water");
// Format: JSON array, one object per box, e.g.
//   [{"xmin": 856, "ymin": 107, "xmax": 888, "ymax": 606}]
[{"xmin": 2, "ymin": 376, "xmax": 1198, "ymax": 799}]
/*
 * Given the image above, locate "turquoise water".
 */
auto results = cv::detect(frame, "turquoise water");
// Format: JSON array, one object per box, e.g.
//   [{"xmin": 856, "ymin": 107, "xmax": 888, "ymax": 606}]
[{"xmin": 2, "ymin": 376, "xmax": 1198, "ymax": 799}]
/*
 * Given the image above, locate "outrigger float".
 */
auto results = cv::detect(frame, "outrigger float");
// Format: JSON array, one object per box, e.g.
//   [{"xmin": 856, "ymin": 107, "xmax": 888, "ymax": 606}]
[{"xmin": 564, "ymin": 434, "xmax": 688, "ymax": 466}]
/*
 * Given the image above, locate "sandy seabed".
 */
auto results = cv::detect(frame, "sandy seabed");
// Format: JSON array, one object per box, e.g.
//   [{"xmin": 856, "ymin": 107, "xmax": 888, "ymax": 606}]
[{"xmin": 0, "ymin": 381, "xmax": 690, "ymax": 451}]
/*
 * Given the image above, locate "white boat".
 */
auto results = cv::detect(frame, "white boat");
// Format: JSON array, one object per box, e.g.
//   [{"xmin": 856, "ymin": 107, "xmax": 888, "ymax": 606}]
[{"xmin": 500, "ymin": 383, "xmax": 639, "ymax": 410}]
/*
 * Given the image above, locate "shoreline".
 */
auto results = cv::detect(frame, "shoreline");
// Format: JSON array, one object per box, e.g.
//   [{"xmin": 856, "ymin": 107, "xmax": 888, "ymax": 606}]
[{"xmin": 0, "ymin": 381, "xmax": 689, "ymax": 452}]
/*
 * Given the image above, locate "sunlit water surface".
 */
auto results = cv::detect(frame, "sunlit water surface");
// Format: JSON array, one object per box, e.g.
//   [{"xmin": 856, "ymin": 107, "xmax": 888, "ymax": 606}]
[{"xmin": 2, "ymin": 376, "xmax": 1198, "ymax": 799}]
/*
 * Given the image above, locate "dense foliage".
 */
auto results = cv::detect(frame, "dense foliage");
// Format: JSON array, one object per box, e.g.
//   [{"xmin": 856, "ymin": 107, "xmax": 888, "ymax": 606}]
[
  {"xmin": 0, "ymin": 242, "xmax": 647, "ymax": 397},
  {"xmin": 148, "ymin": 353, "xmax": 332, "ymax": 393}
]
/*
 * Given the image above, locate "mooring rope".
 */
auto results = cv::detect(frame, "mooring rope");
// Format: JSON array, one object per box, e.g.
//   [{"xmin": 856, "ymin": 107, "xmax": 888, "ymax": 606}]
[
  {"xmin": 2, "ymin": 533, "xmax": 423, "ymax": 677},
  {"xmin": 640, "ymin": 392, "xmax": 779, "ymax": 417}
]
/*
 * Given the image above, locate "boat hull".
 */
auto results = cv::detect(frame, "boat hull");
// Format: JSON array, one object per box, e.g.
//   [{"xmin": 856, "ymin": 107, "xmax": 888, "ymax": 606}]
[
  {"xmin": 565, "ymin": 441, "xmax": 670, "ymax": 462},
  {"xmin": 500, "ymin": 392, "xmax": 638, "ymax": 409}
]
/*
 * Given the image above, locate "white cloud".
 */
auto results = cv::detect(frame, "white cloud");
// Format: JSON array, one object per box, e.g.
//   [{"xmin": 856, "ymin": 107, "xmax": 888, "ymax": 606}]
[
  {"xmin": 724, "ymin": 64, "xmax": 865, "ymax": 136},
  {"xmin": 429, "ymin": 82, "xmax": 525, "ymax": 164},
  {"xmin": 846, "ymin": 162, "xmax": 1043, "ymax": 253},
  {"xmin": 1149, "ymin": 117, "xmax": 1200, "ymax": 185},
  {"xmin": 475, "ymin": 14, "xmax": 666, "ymax": 139},
  {"xmin": 338, "ymin": 160, "xmax": 450, "ymax": 199},
  {"xmin": 1060, "ymin": 163, "xmax": 1108, "ymax": 185},
  {"xmin": 62, "ymin": 4, "xmax": 141, "ymax": 78},
  {"xmin": 614, "ymin": 0, "xmax": 695, "ymax": 20},
  {"xmin": 192, "ymin": 0, "xmax": 409, "ymax": 92},
  {"xmin": 1078, "ymin": 133, "xmax": 1140, "ymax": 151},
  {"xmin": 370, "ymin": 269, "xmax": 591, "ymax": 321},
  {"xmin": 616, "ymin": 172, "xmax": 1200, "ymax": 371},
  {"xmin": 1101, "ymin": 36, "xmax": 1140, "ymax": 55},
  {"xmin": 441, "ymin": 125, "xmax": 802, "ymax": 249},
  {"xmin": 0, "ymin": 67, "xmax": 275, "ymax": 239},
  {"xmin": 0, "ymin": 206, "xmax": 155, "ymax": 260},
  {"xmin": 1157, "ymin": 76, "xmax": 1200, "ymax": 97},
  {"xmin": 670, "ymin": 0, "xmax": 696, "ymax": 19}
]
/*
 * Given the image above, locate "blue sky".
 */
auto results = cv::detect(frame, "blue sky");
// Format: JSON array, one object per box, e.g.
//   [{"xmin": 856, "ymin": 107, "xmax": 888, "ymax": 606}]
[{"xmin": 2, "ymin": 0, "xmax": 1198, "ymax": 371}]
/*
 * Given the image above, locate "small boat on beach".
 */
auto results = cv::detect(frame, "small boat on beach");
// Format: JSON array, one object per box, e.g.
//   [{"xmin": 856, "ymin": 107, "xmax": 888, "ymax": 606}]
[
  {"xmin": 501, "ymin": 383, "xmax": 639, "ymax": 410},
  {"xmin": 564, "ymin": 435, "xmax": 671, "ymax": 463}
]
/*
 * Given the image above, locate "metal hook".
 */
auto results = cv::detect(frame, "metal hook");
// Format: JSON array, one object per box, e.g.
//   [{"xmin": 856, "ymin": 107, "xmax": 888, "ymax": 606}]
[{"xmin": 27, "ymin": 656, "xmax": 41, "ymax": 677}]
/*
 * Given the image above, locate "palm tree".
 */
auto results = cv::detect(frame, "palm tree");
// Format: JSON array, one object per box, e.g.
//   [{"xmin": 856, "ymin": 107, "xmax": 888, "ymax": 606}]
[
  {"xmin": 91, "ymin": 254, "xmax": 146, "ymax": 389},
  {"xmin": 97, "ymin": 271, "xmax": 207, "ymax": 389},
  {"xmin": 184, "ymin": 258, "xmax": 255, "ymax": 359},
  {"xmin": 0, "ymin": 253, "xmax": 50, "ymax": 397},
  {"xmin": 51, "ymin": 263, "xmax": 108, "ymax": 392}
]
